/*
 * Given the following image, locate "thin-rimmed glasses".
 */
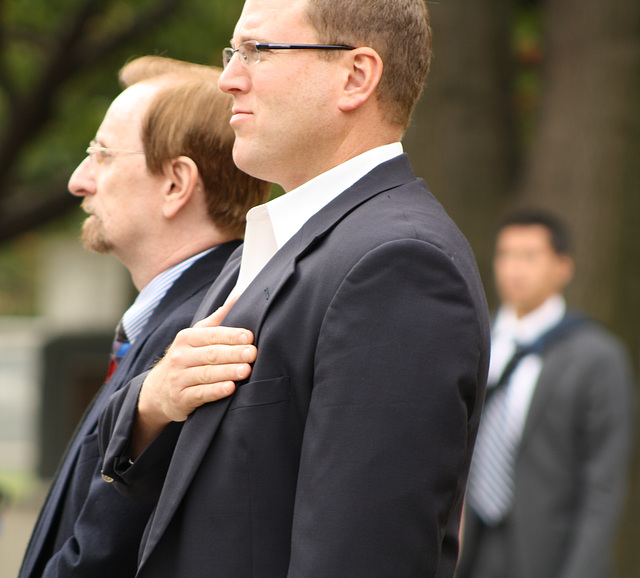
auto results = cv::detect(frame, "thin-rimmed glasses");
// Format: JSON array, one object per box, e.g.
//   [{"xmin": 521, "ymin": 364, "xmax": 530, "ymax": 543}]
[{"xmin": 222, "ymin": 41, "xmax": 355, "ymax": 68}]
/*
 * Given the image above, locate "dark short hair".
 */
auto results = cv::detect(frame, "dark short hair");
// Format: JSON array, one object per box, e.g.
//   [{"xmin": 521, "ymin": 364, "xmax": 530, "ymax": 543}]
[{"xmin": 498, "ymin": 209, "xmax": 571, "ymax": 255}]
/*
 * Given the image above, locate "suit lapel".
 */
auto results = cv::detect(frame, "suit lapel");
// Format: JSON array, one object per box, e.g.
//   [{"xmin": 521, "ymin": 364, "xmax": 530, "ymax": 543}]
[
  {"xmin": 518, "ymin": 315, "xmax": 587, "ymax": 453},
  {"xmin": 20, "ymin": 244, "xmax": 240, "ymax": 576},
  {"xmin": 192, "ymin": 250, "xmax": 242, "ymax": 322},
  {"xmin": 146, "ymin": 240, "xmax": 240, "ymax": 330},
  {"xmin": 139, "ymin": 154, "xmax": 418, "ymax": 567},
  {"xmin": 140, "ymin": 243, "xmax": 298, "ymax": 567},
  {"xmin": 518, "ymin": 355, "xmax": 558, "ymax": 452},
  {"xmin": 113, "ymin": 242, "xmax": 240, "ymax": 383}
]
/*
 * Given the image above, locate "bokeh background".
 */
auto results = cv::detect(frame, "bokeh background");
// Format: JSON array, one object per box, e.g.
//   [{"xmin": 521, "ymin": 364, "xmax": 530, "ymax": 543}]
[{"xmin": 0, "ymin": 0, "xmax": 639, "ymax": 575}]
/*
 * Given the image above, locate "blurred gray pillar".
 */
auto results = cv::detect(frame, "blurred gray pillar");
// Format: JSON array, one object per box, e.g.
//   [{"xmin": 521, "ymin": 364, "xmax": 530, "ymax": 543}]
[{"xmin": 37, "ymin": 238, "xmax": 133, "ymax": 478}]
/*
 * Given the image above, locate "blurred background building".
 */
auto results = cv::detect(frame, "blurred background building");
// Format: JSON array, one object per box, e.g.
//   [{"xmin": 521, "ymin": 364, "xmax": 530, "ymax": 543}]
[{"xmin": 0, "ymin": 241, "xmax": 131, "ymax": 575}]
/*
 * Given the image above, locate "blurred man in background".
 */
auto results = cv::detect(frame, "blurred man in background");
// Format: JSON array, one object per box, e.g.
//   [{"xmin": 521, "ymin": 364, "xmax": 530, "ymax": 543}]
[
  {"xmin": 19, "ymin": 55, "xmax": 269, "ymax": 577},
  {"xmin": 457, "ymin": 209, "xmax": 636, "ymax": 578}
]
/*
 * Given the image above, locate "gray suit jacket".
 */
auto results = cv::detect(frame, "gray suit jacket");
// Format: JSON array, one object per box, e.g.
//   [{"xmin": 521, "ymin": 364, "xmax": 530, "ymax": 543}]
[{"xmin": 457, "ymin": 317, "xmax": 636, "ymax": 578}]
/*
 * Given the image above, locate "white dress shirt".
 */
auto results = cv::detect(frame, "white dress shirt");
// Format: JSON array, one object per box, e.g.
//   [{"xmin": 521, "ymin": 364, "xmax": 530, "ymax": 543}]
[
  {"xmin": 488, "ymin": 294, "xmax": 567, "ymax": 441},
  {"xmin": 229, "ymin": 142, "xmax": 404, "ymax": 298}
]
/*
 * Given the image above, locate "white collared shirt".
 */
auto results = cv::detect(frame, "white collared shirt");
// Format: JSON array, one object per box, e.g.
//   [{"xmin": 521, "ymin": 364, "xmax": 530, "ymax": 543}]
[
  {"xmin": 230, "ymin": 142, "xmax": 404, "ymax": 297},
  {"xmin": 488, "ymin": 294, "xmax": 567, "ymax": 439}
]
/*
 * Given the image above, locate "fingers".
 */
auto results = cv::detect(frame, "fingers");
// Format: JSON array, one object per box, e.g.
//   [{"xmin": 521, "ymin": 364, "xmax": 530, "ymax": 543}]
[
  {"xmin": 168, "ymin": 380, "xmax": 238, "ymax": 421},
  {"xmin": 161, "ymin": 349, "xmax": 254, "ymax": 391},
  {"xmin": 167, "ymin": 340, "xmax": 257, "ymax": 370},
  {"xmin": 132, "ymin": 300, "xmax": 256, "ymax": 455},
  {"xmin": 190, "ymin": 298, "xmax": 254, "ymax": 349},
  {"xmin": 136, "ymin": 319, "xmax": 257, "ymax": 432},
  {"xmin": 193, "ymin": 296, "xmax": 239, "ymax": 329},
  {"xmin": 138, "ymin": 352, "xmax": 249, "ymax": 428},
  {"xmin": 178, "ymin": 326, "xmax": 254, "ymax": 349}
]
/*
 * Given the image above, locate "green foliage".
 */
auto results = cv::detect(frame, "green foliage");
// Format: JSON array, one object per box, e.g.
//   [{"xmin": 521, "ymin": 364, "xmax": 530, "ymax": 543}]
[
  {"xmin": 0, "ymin": 0, "xmax": 246, "ymax": 314},
  {"xmin": 3, "ymin": 0, "xmax": 244, "ymax": 190}
]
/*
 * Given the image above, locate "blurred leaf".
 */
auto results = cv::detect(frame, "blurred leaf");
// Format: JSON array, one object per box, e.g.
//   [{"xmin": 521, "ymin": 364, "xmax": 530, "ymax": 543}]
[{"xmin": 0, "ymin": 0, "xmax": 245, "ymax": 310}]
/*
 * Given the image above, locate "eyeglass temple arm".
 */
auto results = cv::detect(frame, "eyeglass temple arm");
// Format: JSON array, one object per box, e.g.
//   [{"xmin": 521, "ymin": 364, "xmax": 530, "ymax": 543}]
[{"xmin": 255, "ymin": 43, "xmax": 355, "ymax": 50}]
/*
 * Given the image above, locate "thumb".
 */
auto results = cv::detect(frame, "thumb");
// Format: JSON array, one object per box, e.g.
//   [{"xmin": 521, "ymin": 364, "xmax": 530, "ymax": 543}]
[{"xmin": 194, "ymin": 295, "xmax": 239, "ymax": 328}]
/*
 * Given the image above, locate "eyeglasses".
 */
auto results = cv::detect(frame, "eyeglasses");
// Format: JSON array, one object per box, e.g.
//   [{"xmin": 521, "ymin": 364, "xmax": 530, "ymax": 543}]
[
  {"xmin": 86, "ymin": 140, "xmax": 145, "ymax": 164},
  {"xmin": 222, "ymin": 41, "xmax": 355, "ymax": 69}
]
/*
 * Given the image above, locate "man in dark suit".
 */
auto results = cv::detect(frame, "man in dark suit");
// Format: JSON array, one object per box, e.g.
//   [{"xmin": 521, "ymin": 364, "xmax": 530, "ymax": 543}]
[
  {"xmin": 19, "ymin": 56, "xmax": 269, "ymax": 578},
  {"xmin": 99, "ymin": 0, "xmax": 491, "ymax": 575},
  {"xmin": 456, "ymin": 210, "xmax": 636, "ymax": 578}
]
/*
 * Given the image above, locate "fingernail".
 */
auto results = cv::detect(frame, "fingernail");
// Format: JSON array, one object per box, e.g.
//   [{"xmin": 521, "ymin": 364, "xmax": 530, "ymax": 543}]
[{"xmin": 241, "ymin": 361, "xmax": 254, "ymax": 377}]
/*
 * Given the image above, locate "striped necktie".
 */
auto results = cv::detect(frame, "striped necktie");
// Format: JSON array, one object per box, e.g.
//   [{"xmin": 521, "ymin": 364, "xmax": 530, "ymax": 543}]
[
  {"xmin": 465, "ymin": 312, "xmax": 587, "ymax": 525},
  {"xmin": 465, "ymin": 345, "xmax": 531, "ymax": 525}
]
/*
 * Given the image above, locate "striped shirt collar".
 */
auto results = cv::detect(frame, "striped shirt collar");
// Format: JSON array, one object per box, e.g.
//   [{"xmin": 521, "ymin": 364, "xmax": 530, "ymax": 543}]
[{"xmin": 121, "ymin": 247, "xmax": 215, "ymax": 345}]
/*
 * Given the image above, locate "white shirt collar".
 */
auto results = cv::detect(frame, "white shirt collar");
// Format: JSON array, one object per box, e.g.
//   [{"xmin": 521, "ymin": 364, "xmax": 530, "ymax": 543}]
[
  {"xmin": 266, "ymin": 142, "xmax": 403, "ymax": 249},
  {"xmin": 493, "ymin": 294, "xmax": 567, "ymax": 346},
  {"xmin": 487, "ymin": 294, "xmax": 566, "ymax": 385},
  {"xmin": 229, "ymin": 142, "xmax": 403, "ymax": 299}
]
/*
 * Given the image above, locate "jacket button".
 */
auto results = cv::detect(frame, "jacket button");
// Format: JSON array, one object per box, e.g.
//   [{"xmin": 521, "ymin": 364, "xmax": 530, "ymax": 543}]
[{"xmin": 101, "ymin": 472, "xmax": 114, "ymax": 483}]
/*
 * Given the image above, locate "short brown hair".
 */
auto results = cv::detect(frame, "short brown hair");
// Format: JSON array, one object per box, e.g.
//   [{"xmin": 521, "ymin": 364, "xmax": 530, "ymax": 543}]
[
  {"xmin": 119, "ymin": 56, "xmax": 270, "ymax": 238},
  {"xmin": 305, "ymin": 0, "xmax": 431, "ymax": 130}
]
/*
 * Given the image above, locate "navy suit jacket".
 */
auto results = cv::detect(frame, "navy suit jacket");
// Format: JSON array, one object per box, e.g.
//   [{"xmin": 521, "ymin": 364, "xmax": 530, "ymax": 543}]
[
  {"xmin": 100, "ymin": 155, "xmax": 491, "ymax": 577},
  {"xmin": 19, "ymin": 240, "xmax": 240, "ymax": 578}
]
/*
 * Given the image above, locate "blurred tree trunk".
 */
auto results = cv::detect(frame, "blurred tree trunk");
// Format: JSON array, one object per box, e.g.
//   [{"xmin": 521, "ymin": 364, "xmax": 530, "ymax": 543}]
[
  {"xmin": 404, "ymin": 0, "xmax": 518, "ymax": 307},
  {"xmin": 514, "ymin": 12, "xmax": 640, "ymax": 569},
  {"xmin": 0, "ymin": 0, "xmax": 181, "ymax": 242},
  {"xmin": 406, "ymin": 0, "xmax": 640, "ymax": 574},
  {"xmin": 515, "ymin": 0, "xmax": 640, "ymax": 336}
]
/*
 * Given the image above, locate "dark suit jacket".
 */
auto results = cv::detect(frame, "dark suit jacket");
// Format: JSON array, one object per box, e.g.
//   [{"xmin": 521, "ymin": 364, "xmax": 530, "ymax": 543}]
[
  {"xmin": 100, "ymin": 155, "xmax": 491, "ymax": 577},
  {"xmin": 19, "ymin": 241, "xmax": 240, "ymax": 578},
  {"xmin": 457, "ymin": 318, "xmax": 636, "ymax": 578}
]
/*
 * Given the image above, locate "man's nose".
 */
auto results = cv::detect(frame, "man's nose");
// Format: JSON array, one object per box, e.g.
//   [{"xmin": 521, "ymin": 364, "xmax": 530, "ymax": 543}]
[
  {"xmin": 68, "ymin": 157, "xmax": 96, "ymax": 197},
  {"xmin": 218, "ymin": 55, "xmax": 249, "ymax": 94}
]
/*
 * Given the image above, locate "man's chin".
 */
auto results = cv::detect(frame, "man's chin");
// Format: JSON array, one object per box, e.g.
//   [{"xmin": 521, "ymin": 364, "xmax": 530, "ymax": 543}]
[
  {"xmin": 81, "ymin": 222, "xmax": 113, "ymax": 255},
  {"xmin": 232, "ymin": 145, "xmax": 272, "ymax": 184}
]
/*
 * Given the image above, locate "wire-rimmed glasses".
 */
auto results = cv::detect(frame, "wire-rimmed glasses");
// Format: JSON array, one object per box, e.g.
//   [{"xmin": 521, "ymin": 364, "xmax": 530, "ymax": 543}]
[
  {"xmin": 222, "ymin": 41, "xmax": 355, "ymax": 68},
  {"xmin": 86, "ymin": 140, "xmax": 145, "ymax": 164}
]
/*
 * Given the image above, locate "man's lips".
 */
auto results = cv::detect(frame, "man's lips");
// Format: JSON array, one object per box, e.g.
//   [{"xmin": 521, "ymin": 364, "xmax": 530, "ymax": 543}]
[
  {"xmin": 81, "ymin": 202, "xmax": 99, "ymax": 220},
  {"xmin": 230, "ymin": 109, "xmax": 252, "ymax": 125},
  {"xmin": 80, "ymin": 201, "xmax": 94, "ymax": 216}
]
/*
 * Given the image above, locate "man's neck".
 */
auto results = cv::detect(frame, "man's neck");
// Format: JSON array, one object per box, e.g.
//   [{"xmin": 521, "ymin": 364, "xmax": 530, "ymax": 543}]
[
  {"xmin": 127, "ymin": 233, "xmax": 235, "ymax": 290},
  {"xmin": 498, "ymin": 294, "xmax": 567, "ymax": 342},
  {"xmin": 279, "ymin": 123, "xmax": 403, "ymax": 192}
]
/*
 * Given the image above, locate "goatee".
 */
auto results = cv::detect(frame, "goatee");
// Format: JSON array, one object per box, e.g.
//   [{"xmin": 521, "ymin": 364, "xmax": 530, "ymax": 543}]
[{"xmin": 80, "ymin": 216, "xmax": 114, "ymax": 254}]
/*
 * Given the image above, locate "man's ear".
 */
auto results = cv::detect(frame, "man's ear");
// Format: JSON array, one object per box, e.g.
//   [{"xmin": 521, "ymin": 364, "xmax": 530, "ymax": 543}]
[
  {"xmin": 558, "ymin": 254, "xmax": 575, "ymax": 288},
  {"xmin": 337, "ymin": 47, "xmax": 384, "ymax": 112},
  {"xmin": 162, "ymin": 156, "xmax": 200, "ymax": 219}
]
